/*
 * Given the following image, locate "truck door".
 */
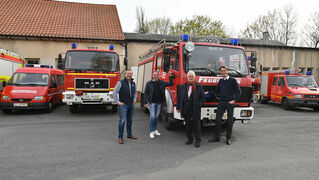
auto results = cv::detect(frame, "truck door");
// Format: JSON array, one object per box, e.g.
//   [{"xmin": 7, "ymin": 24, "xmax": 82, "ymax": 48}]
[
  {"xmin": 270, "ymin": 77, "xmax": 279, "ymax": 101},
  {"xmin": 277, "ymin": 77, "xmax": 286, "ymax": 102},
  {"xmin": 49, "ymin": 74, "xmax": 58, "ymax": 103}
]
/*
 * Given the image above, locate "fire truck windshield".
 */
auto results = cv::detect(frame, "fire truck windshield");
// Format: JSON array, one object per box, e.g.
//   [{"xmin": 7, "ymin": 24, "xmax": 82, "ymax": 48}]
[
  {"xmin": 184, "ymin": 45, "xmax": 249, "ymax": 77},
  {"xmin": 65, "ymin": 51, "xmax": 119, "ymax": 72},
  {"xmin": 8, "ymin": 73, "xmax": 49, "ymax": 86},
  {"xmin": 286, "ymin": 76, "xmax": 319, "ymax": 88}
]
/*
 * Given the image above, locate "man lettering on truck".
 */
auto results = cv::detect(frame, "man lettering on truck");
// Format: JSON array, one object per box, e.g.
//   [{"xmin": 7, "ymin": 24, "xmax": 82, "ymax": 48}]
[
  {"xmin": 208, "ymin": 65, "xmax": 241, "ymax": 145},
  {"xmin": 144, "ymin": 71, "xmax": 174, "ymax": 139},
  {"xmin": 112, "ymin": 69, "xmax": 138, "ymax": 144}
]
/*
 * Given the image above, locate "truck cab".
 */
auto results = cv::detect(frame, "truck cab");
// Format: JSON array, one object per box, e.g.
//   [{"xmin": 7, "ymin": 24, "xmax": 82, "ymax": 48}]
[{"xmin": 0, "ymin": 65, "xmax": 65, "ymax": 113}]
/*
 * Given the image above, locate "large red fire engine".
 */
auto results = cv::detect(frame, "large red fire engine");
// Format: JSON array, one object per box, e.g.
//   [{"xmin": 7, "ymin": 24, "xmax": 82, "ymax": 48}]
[
  {"xmin": 259, "ymin": 70, "xmax": 319, "ymax": 111},
  {"xmin": 137, "ymin": 35, "xmax": 254, "ymax": 130},
  {"xmin": 58, "ymin": 43, "xmax": 122, "ymax": 113}
]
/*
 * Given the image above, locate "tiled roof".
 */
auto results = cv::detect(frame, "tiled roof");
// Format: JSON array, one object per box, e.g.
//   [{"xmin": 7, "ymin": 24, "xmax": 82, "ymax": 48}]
[{"xmin": 0, "ymin": 0, "xmax": 124, "ymax": 40}]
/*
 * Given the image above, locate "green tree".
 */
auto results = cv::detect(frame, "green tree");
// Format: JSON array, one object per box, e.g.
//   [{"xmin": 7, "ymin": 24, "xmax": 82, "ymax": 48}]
[
  {"xmin": 135, "ymin": 6, "xmax": 149, "ymax": 34},
  {"xmin": 170, "ymin": 15, "xmax": 227, "ymax": 37},
  {"xmin": 148, "ymin": 17, "xmax": 172, "ymax": 35}
]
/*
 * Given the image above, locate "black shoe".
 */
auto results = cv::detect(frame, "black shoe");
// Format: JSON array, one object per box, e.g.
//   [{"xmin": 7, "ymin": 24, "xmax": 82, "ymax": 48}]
[
  {"xmin": 226, "ymin": 139, "xmax": 231, "ymax": 145},
  {"xmin": 208, "ymin": 137, "xmax": 220, "ymax": 142},
  {"xmin": 186, "ymin": 139, "xmax": 193, "ymax": 145},
  {"xmin": 195, "ymin": 141, "xmax": 200, "ymax": 148}
]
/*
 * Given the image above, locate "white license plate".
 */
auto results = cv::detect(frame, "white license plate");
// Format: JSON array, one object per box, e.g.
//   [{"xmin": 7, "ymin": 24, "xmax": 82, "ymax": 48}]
[{"xmin": 14, "ymin": 103, "xmax": 28, "ymax": 107}]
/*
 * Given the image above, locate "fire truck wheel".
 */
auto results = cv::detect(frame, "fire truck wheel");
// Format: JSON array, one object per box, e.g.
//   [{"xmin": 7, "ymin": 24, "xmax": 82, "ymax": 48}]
[
  {"xmin": 69, "ymin": 104, "xmax": 79, "ymax": 113},
  {"xmin": 313, "ymin": 107, "xmax": 319, "ymax": 112},
  {"xmin": 46, "ymin": 101, "xmax": 53, "ymax": 113},
  {"xmin": 2, "ymin": 109, "xmax": 12, "ymax": 114},
  {"xmin": 161, "ymin": 101, "xmax": 175, "ymax": 130},
  {"xmin": 281, "ymin": 98, "xmax": 292, "ymax": 110},
  {"xmin": 112, "ymin": 105, "xmax": 118, "ymax": 113}
]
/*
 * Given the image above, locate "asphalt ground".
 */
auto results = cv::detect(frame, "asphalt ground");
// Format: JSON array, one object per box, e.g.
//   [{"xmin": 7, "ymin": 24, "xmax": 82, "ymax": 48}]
[{"xmin": 0, "ymin": 103, "xmax": 318, "ymax": 180}]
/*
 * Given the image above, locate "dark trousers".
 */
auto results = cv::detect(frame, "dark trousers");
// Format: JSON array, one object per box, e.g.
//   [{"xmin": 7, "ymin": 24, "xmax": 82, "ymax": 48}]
[
  {"xmin": 215, "ymin": 101, "xmax": 234, "ymax": 140},
  {"xmin": 184, "ymin": 113, "xmax": 201, "ymax": 143}
]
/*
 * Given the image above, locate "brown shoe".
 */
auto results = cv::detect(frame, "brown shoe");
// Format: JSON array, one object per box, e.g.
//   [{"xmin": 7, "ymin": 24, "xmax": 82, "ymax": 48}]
[
  {"xmin": 118, "ymin": 138, "xmax": 124, "ymax": 144},
  {"xmin": 127, "ymin": 135, "xmax": 138, "ymax": 140}
]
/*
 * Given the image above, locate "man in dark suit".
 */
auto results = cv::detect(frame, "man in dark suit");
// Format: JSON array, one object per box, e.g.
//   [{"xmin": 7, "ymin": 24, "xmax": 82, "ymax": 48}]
[{"xmin": 176, "ymin": 71, "xmax": 206, "ymax": 148}]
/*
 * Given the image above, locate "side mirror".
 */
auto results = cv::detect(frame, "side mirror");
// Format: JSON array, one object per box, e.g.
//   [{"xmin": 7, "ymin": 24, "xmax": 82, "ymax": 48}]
[
  {"xmin": 57, "ymin": 54, "xmax": 64, "ymax": 70},
  {"xmin": 163, "ymin": 48, "xmax": 171, "ymax": 73},
  {"xmin": 2, "ymin": 81, "xmax": 7, "ymax": 87},
  {"xmin": 124, "ymin": 57, "xmax": 128, "ymax": 67},
  {"xmin": 260, "ymin": 64, "xmax": 263, "ymax": 73}
]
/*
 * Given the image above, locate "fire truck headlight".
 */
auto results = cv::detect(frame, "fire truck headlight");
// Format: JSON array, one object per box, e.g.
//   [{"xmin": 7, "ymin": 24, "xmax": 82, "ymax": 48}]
[
  {"xmin": 240, "ymin": 110, "xmax": 252, "ymax": 117},
  {"xmin": 293, "ymin": 94, "xmax": 303, "ymax": 99},
  {"xmin": 66, "ymin": 94, "xmax": 74, "ymax": 99},
  {"xmin": 34, "ymin": 96, "xmax": 44, "ymax": 101},
  {"xmin": 2, "ymin": 96, "xmax": 10, "ymax": 101}
]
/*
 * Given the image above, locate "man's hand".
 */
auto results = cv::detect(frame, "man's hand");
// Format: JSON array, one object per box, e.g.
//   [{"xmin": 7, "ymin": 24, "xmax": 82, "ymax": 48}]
[
  {"xmin": 168, "ymin": 72, "xmax": 175, "ymax": 78},
  {"xmin": 133, "ymin": 100, "xmax": 136, "ymax": 104},
  {"xmin": 204, "ymin": 91, "xmax": 209, "ymax": 95},
  {"xmin": 119, "ymin": 102, "xmax": 125, "ymax": 106},
  {"xmin": 229, "ymin": 100, "xmax": 235, "ymax": 104},
  {"xmin": 144, "ymin": 104, "xmax": 149, "ymax": 109}
]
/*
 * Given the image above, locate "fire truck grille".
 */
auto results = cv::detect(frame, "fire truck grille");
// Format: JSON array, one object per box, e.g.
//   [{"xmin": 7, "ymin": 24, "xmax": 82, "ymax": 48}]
[
  {"xmin": 11, "ymin": 99, "xmax": 32, "ymax": 102},
  {"xmin": 75, "ymin": 79, "xmax": 109, "ymax": 89},
  {"xmin": 304, "ymin": 95, "xmax": 319, "ymax": 98}
]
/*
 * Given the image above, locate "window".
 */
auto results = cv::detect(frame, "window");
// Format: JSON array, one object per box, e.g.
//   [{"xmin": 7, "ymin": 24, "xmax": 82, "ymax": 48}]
[
  {"xmin": 25, "ymin": 58, "xmax": 40, "ymax": 64},
  {"xmin": 273, "ymin": 77, "xmax": 278, "ymax": 86},
  {"xmin": 169, "ymin": 49, "xmax": 179, "ymax": 71},
  {"xmin": 56, "ymin": 74, "xmax": 64, "ymax": 85},
  {"xmin": 50, "ymin": 75, "xmax": 57, "ymax": 88},
  {"xmin": 278, "ymin": 77, "xmax": 285, "ymax": 87},
  {"xmin": 156, "ymin": 55, "xmax": 161, "ymax": 70}
]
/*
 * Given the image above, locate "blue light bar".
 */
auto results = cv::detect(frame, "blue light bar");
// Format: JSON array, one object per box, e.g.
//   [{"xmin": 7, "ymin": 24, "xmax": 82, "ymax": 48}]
[
  {"xmin": 285, "ymin": 70, "xmax": 290, "ymax": 75},
  {"xmin": 307, "ymin": 71, "xmax": 311, "ymax": 75},
  {"xmin": 231, "ymin": 39, "xmax": 238, "ymax": 45},
  {"xmin": 72, "ymin": 43, "xmax": 77, "ymax": 49},
  {"xmin": 248, "ymin": 56, "xmax": 251, "ymax": 60},
  {"xmin": 182, "ymin": 35, "xmax": 189, "ymax": 42},
  {"xmin": 109, "ymin": 44, "xmax": 114, "ymax": 50},
  {"xmin": 26, "ymin": 64, "xmax": 33, "ymax": 67}
]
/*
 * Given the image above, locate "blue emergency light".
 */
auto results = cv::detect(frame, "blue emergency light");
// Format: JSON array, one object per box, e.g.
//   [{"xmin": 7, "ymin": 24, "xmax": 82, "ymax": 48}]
[
  {"xmin": 72, "ymin": 43, "xmax": 77, "ymax": 49},
  {"xmin": 307, "ymin": 71, "xmax": 311, "ymax": 75},
  {"xmin": 285, "ymin": 70, "xmax": 290, "ymax": 75},
  {"xmin": 109, "ymin": 44, "xmax": 114, "ymax": 50},
  {"xmin": 248, "ymin": 56, "xmax": 251, "ymax": 60},
  {"xmin": 231, "ymin": 39, "xmax": 238, "ymax": 45},
  {"xmin": 26, "ymin": 64, "xmax": 51, "ymax": 68},
  {"xmin": 182, "ymin": 34, "xmax": 189, "ymax": 42}
]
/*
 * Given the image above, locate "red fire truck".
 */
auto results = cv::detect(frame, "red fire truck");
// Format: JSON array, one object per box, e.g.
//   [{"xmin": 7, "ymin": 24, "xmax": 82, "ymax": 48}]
[
  {"xmin": 137, "ymin": 35, "xmax": 254, "ymax": 130},
  {"xmin": 58, "ymin": 44, "xmax": 123, "ymax": 113},
  {"xmin": 259, "ymin": 70, "xmax": 319, "ymax": 111}
]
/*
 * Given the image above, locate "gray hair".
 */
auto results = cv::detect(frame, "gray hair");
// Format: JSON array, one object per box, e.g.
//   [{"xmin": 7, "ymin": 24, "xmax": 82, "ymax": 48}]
[{"xmin": 187, "ymin": 71, "xmax": 196, "ymax": 77}]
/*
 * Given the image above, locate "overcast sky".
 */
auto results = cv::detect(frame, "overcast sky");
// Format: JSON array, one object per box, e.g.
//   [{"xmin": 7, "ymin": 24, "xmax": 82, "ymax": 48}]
[{"xmin": 58, "ymin": 0, "xmax": 319, "ymax": 37}]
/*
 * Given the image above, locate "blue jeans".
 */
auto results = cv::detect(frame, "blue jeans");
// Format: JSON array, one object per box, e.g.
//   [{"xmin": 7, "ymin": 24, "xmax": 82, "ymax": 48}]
[
  {"xmin": 118, "ymin": 104, "xmax": 134, "ymax": 139},
  {"xmin": 149, "ymin": 103, "xmax": 161, "ymax": 132}
]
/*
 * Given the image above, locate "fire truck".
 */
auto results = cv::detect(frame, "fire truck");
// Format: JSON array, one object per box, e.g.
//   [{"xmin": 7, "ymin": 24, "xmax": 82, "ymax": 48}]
[
  {"xmin": 58, "ymin": 43, "xmax": 123, "ymax": 113},
  {"xmin": 259, "ymin": 70, "xmax": 319, "ymax": 111},
  {"xmin": 137, "ymin": 35, "xmax": 254, "ymax": 130},
  {"xmin": 0, "ymin": 48, "xmax": 24, "ymax": 96}
]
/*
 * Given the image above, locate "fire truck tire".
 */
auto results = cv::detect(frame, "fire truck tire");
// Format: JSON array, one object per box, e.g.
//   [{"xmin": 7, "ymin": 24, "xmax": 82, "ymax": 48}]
[
  {"xmin": 2, "ymin": 109, "xmax": 12, "ymax": 114},
  {"xmin": 69, "ymin": 104, "xmax": 79, "ymax": 113},
  {"xmin": 46, "ymin": 101, "xmax": 53, "ymax": 113},
  {"xmin": 161, "ymin": 101, "xmax": 175, "ymax": 130},
  {"xmin": 281, "ymin": 98, "xmax": 292, "ymax": 110},
  {"xmin": 112, "ymin": 105, "xmax": 118, "ymax": 113},
  {"xmin": 313, "ymin": 107, "xmax": 319, "ymax": 111}
]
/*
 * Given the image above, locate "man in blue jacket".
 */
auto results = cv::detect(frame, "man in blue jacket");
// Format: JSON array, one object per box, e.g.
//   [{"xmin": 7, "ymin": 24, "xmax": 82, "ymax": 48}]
[
  {"xmin": 208, "ymin": 65, "xmax": 241, "ymax": 145},
  {"xmin": 113, "ymin": 69, "xmax": 137, "ymax": 144},
  {"xmin": 144, "ymin": 71, "xmax": 174, "ymax": 138}
]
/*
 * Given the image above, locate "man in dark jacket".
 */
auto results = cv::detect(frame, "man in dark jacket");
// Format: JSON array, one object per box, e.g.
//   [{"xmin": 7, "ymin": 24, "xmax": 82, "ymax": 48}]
[
  {"xmin": 113, "ymin": 69, "xmax": 138, "ymax": 144},
  {"xmin": 176, "ymin": 71, "xmax": 206, "ymax": 148},
  {"xmin": 144, "ymin": 71, "xmax": 174, "ymax": 138},
  {"xmin": 208, "ymin": 65, "xmax": 241, "ymax": 145}
]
